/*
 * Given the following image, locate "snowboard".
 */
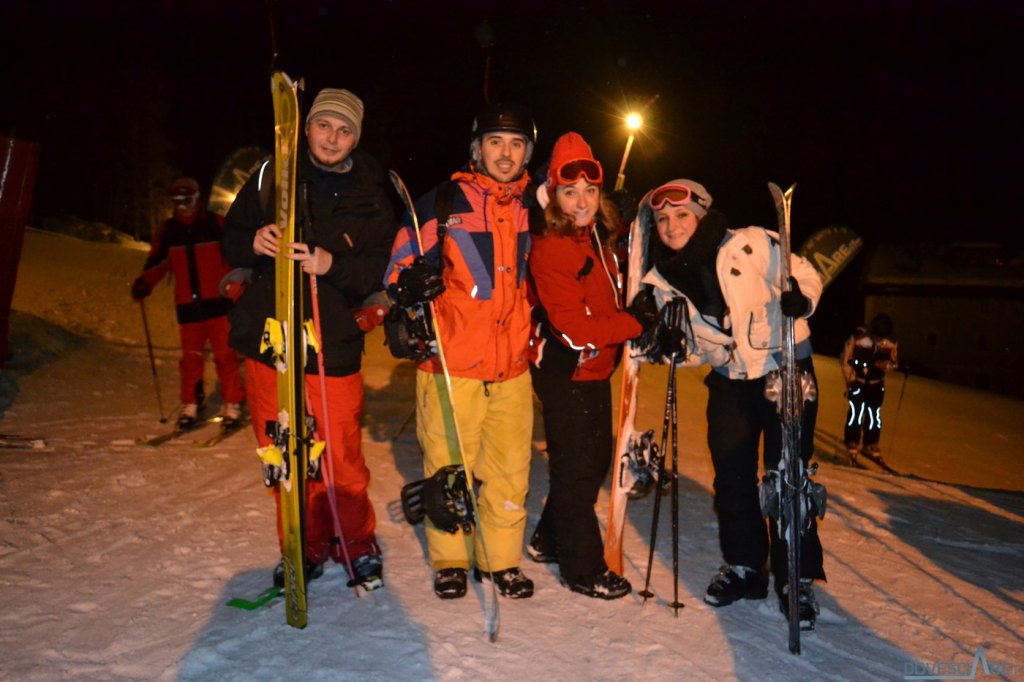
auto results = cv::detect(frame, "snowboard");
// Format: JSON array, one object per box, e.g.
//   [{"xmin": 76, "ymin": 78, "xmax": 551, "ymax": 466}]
[{"xmin": 603, "ymin": 193, "xmax": 653, "ymax": 576}]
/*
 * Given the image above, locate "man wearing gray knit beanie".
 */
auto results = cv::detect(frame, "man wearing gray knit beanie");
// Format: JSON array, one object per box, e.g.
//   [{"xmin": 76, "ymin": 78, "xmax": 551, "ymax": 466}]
[
  {"xmin": 304, "ymin": 87, "xmax": 364, "ymax": 172},
  {"xmin": 222, "ymin": 85, "xmax": 398, "ymax": 593}
]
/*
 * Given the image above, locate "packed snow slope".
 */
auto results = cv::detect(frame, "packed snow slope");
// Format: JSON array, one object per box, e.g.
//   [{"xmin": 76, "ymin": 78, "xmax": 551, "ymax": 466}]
[{"xmin": 1, "ymin": 229, "xmax": 1022, "ymax": 681}]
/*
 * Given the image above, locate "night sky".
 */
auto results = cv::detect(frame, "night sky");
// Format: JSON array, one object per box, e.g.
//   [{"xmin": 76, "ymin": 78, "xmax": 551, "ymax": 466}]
[{"xmin": 2, "ymin": 0, "xmax": 1020, "ymax": 250}]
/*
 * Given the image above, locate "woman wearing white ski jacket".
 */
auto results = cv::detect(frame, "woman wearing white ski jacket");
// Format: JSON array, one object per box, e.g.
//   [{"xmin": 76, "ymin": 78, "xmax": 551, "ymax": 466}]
[
  {"xmin": 638, "ymin": 178, "xmax": 826, "ymax": 631},
  {"xmin": 642, "ymin": 223, "xmax": 822, "ymax": 379}
]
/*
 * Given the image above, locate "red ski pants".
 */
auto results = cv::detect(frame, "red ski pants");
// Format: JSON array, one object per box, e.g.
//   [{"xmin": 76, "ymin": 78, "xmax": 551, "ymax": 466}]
[
  {"xmin": 245, "ymin": 358, "xmax": 378, "ymax": 564},
  {"xmin": 178, "ymin": 316, "xmax": 245, "ymax": 405}
]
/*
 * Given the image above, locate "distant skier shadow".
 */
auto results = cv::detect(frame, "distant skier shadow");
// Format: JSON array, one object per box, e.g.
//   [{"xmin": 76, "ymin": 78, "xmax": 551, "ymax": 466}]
[
  {"xmin": 180, "ymin": 568, "xmax": 434, "ymax": 680},
  {"xmin": 871, "ymin": 488, "xmax": 1024, "ymax": 615}
]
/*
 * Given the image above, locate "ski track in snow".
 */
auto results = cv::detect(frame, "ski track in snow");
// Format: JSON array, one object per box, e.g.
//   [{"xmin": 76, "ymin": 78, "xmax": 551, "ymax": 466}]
[{"xmin": 1, "ymin": 230, "xmax": 1023, "ymax": 680}]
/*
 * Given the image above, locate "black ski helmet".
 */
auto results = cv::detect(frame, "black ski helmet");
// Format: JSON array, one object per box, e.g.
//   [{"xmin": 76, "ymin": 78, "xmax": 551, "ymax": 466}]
[{"xmin": 470, "ymin": 102, "xmax": 537, "ymax": 144}]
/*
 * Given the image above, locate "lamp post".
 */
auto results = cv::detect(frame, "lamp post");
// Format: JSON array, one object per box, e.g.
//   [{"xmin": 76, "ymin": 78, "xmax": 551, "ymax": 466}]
[{"xmin": 614, "ymin": 112, "xmax": 642, "ymax": 191}]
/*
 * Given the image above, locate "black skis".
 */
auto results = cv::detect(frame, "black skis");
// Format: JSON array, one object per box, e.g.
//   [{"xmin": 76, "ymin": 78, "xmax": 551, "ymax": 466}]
[
  {"xmin": 192, "ymin": 417, "xmax": 251, "ymax": 448},
  {"xmin": 0, "ymin": 434, "xmax": 49, "ymax": 450},
  {"xmin": 769, "ymin": 182, "xmax": 805, "ymax": 654},
  {"xmin": 136, "ymin": 417, "xmax": 219, "ymax": 447}
]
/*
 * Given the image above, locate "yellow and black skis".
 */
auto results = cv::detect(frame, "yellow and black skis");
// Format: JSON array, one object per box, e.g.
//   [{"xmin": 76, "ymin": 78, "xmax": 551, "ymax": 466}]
[{"xmin": 257, "ymin": 71, "xmax": 309, "ymax": 629}]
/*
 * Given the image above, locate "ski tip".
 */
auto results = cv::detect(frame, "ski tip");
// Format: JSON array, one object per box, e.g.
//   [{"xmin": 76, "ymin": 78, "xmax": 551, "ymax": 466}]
[{"xmin": 767, "ymin": 182, "xmax": 797, "ymax": 200}]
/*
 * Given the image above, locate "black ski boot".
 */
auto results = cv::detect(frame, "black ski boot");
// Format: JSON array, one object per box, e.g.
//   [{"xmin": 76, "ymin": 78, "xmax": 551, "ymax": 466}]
[
  {"xmin": 778, "ymin": 579, "xmax": 819, "ymax": 631},
  {"xmin": 433, "ymin": 568, "xmax": 468, "ymax": 599},
  {"xmin": 473, "ymin": 567, "xmax": 534, "ymax": 599},
  {"xmin": 220, "ymin": 403, "xmax": 243, "ymax": 429},
  {"xmin": 563, "ymin": 569, "xmax": 632, "ymax": 600},
  {"xmin": 177, "ymin": 404, "xmax": 199, "ymax": 431},
  {"xmin": 526, "ymin": 530, "xmax": 557, "ymax": 564},
  {"xmin": 348, "ymin": 554, "xmax": 383, "ymax": 592},
  {"xmin": 704, "ymin": 565, "xmax": 769, "ymax": 607}
]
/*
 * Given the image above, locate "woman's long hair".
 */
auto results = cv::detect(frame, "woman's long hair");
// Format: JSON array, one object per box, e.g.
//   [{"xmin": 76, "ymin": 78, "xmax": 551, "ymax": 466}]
[{"xmin": 541, "ymin": 186, "xmax": 624, "ymax": 248}]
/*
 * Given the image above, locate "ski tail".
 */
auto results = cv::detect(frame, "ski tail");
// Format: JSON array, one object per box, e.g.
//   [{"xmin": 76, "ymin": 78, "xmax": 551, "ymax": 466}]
[{"xmin": 388, "ymin": 170, "xmax": 500, "ymax": 642}]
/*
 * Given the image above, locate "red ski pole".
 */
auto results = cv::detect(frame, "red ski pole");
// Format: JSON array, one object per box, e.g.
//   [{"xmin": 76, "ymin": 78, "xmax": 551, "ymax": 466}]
[{"xmin": 308, "ymin": 272, "xmax": 358, "ymax": 595}]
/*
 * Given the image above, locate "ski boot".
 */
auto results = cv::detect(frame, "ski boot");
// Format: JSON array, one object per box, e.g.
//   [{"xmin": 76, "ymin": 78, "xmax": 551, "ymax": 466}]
[
  {"xmin": 704, "ymin": 565, "xmax": 769, "ymax": 607},
  {"xmin": 526, "ymin": 530, "xmax": 557, "ymax": 564},
  {"xmin": 177, "ymin": 403, "xmax": 199, "ymax": 431},
  {"xmin": 348, "ymin": 554, "xmax": 384, "ymax": 592},
  {"xmin": 220, "ymin": 403, "xmax": 242, "ymax": 429},
  {"xmin": 433, "ymin": 568, "xmax": 468, "ymax": 599},
  {"xmin": 778, "ymin": 579, "xmax": 819, "ymax": 631},
  {"xmin": 563, "ymin": 570, "xmax": 632, "ymax": 600},
  {"xmin": 473, "ymin": 567, "xmax": 534, "ymax": 599}
]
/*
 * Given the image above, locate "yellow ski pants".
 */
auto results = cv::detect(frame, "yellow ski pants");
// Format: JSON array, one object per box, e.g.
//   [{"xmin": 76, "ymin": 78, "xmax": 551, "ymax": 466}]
[{"xmin": 415, "ymin": 370, "xmax": 533, "ymax": 572}]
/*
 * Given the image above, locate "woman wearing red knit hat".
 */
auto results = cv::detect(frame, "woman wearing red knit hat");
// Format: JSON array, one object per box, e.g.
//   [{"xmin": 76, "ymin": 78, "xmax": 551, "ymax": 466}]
[{"xmin": 525, "ymin": 132, "xmax": 658, "ymax": 599}]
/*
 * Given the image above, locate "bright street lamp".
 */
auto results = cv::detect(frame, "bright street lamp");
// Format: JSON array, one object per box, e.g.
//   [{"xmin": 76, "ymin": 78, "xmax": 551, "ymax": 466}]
[{"xmin": 614, "ymin": 112, "xmax": 643, "ymax": 191}]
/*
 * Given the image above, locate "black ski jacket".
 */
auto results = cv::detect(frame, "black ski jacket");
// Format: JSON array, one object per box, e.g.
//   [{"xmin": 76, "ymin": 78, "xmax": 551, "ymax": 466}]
[{"xmin": 222, "ymin": 146, "xmax": 398, "ymax": 376}]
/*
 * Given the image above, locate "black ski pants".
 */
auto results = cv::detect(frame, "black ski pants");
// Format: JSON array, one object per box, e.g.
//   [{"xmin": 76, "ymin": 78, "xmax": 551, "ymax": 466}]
[
  {"xmin": 844, "ymin": 381, "xmax": 885, "ymax": 448},
  {"xmin": 704, "ymin": 358, "xmax": 826, "ymax": 589},
  {"xmin": 530, "ymin": 366, "xmax": 614, "ymax": 586}
]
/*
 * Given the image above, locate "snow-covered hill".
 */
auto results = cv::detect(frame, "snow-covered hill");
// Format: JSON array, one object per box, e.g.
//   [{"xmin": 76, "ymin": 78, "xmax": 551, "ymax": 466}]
[{"xmin": 1, "ymin": 230, "xmax": 1021, "ymax": 681}]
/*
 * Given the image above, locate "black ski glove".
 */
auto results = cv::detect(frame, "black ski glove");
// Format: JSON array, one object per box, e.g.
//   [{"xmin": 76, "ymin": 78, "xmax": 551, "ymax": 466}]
[
  {"xmin": 131, "ymin": 277, "xmax": 151, "ymax": 301},
  {"xmin": 627, "ymin": 289, "xmax": 660, "ymax": 338},
  {"xmin": 780, "ymin": 277, "xmax": 810, "ymax": 318},
  {"xmin": 396, "ymin": 256, "xmax": 444, "ymax": 307}
]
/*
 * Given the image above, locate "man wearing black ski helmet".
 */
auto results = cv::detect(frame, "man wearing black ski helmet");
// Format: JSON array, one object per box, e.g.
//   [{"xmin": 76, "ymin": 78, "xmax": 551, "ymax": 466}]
[
  {"xmin": 469, "ymin": 102, "xmax": 536, "ymax": 182},
  {"xmin": 385, "ymin": 101, "xmax": 539, "ymax": 601}
]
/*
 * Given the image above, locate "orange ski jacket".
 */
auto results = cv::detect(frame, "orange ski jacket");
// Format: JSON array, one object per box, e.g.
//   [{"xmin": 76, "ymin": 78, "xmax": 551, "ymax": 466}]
[{"xmin": 385, "ymin": 165, "xmax": 533, "ymax": 382}]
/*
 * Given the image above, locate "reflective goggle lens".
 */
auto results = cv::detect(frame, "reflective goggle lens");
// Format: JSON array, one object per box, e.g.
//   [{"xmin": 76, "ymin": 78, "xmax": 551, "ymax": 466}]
[
  {"xmin": 556, "ymin": 158, "xmax": 603, "ymax": 185},
  {"xmin": 649, "ymin": 185, "xmax": 694, "ymax": 211}
]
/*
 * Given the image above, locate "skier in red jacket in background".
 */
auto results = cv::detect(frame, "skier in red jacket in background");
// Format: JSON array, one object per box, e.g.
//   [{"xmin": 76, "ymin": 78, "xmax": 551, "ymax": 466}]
[{"xmin": 132, "ymin": 177, "xmax": 244, "ymax": 429}]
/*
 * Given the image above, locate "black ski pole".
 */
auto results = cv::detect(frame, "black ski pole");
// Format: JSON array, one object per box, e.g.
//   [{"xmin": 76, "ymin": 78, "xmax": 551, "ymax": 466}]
[
  {"xmin": 138, "ymin": 300, "xmax": 167, "ymax": 423},
  {"xmin": 668, "ymin": 361, "xmax": 683, "ymax": 615},
  {"xmin": 639, "ymin": 349, "xmax": 676, "ymax": 604}
]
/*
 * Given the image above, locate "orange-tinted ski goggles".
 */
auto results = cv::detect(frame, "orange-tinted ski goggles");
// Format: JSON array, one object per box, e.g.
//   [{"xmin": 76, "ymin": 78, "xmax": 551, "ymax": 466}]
[
  {"xmin": 649, "ymin": 184, "xmax": 709, "ymax": 211},
  {"xmin": 554, "ymin": 158, "xmax": 603, "ymax": 186}
]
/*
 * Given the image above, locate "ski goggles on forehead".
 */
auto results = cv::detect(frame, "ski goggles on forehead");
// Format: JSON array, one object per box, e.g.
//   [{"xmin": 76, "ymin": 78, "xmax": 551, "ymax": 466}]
[
  {"xmin": 171, "ymin": 195, "xmax": 198, "ymax": 208},
  {"xmin": 649, "ymin": 184, "xmax": 709, "ymax": 211},
  {"xmin": 555, "ymin": 158, "xmax": 603, "ymax": 186}
]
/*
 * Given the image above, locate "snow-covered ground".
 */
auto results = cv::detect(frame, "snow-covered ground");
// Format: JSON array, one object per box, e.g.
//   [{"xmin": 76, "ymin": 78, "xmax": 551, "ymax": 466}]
[{"xmin": 1, "ymin": 229, "xmax": 1022, "ymax": 681}]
